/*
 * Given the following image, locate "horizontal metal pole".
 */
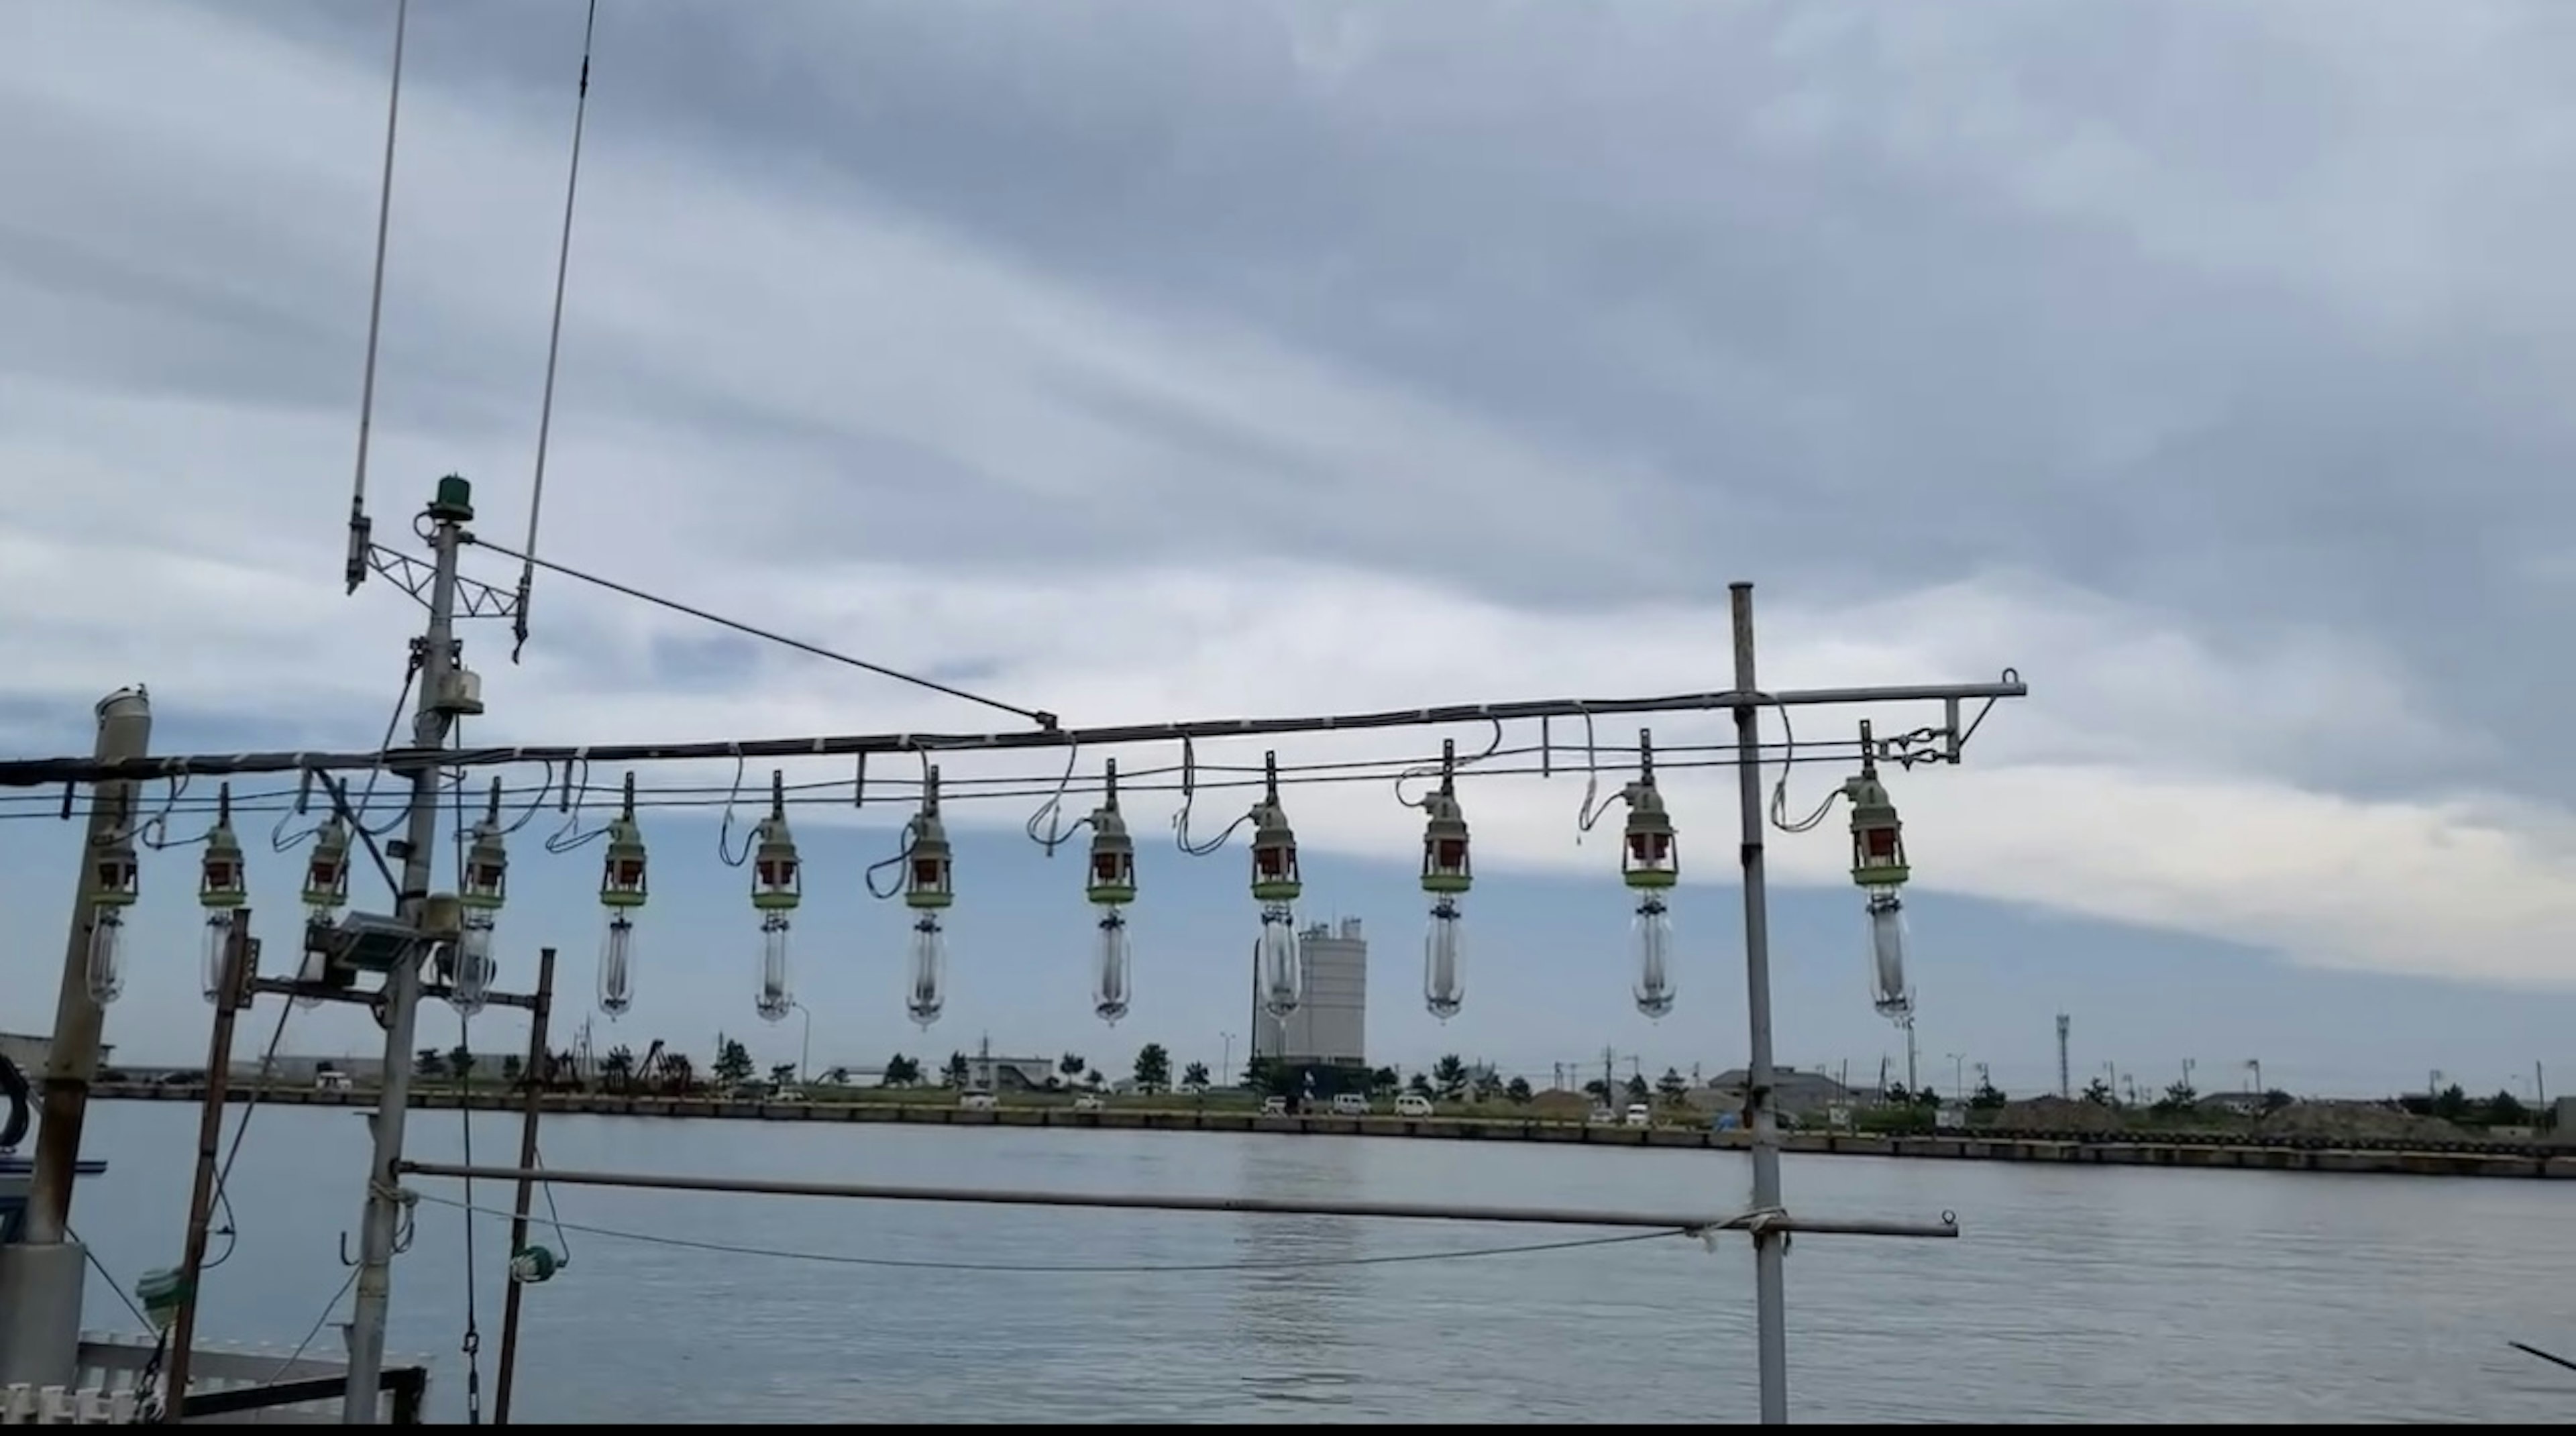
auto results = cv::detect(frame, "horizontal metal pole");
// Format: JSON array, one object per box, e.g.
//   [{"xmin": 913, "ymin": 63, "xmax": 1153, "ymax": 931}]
[
  {"xmin": 0, "ymin": 679, "xmax": 2027, "ymax": 788},
  {"xmin": 241, "ymin": 977, "xmax": 538, "ymax": 1013},
  {"xmin": 399, "ymin": 1160, "xmax": 1960, "ymax": 1239}
]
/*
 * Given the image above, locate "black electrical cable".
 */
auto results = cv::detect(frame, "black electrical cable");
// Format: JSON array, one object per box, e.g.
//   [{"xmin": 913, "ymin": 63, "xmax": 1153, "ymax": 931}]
[{"xmin": 0, "ymin": 1052, "xmax": 30, "ymax": 1151}]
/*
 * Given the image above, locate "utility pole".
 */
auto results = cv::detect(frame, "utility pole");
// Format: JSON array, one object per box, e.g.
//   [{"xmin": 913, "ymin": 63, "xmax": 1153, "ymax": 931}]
[
  {"xmin": 0, "ymin": 687, "xmax": 150, "ymax": 1390},
  {"xmin": 344, "ymin": 478, "xmax": 472, "ymax": 1422},
  {"xmin": 2055, "ymin": 1013, "xmax": 2071, "ymax": 1100},
  {"xmin": 1903, "ymin": 1013, "xmax": 1918, "ymax": 1098},
  {"xmin": 1728, "ymin": 582, "xmax": 1790, "ymax": 1427}
]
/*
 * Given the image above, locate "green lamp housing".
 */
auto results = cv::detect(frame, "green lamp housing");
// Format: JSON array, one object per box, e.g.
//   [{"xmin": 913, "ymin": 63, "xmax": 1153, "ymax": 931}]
[
  {"xmin": 904, "ymin": 811, "xmax": 955, "ymax": 912},
  {"xmin": 600, "ymin": 814, "xmax": 649, "ymax": 911},
  {"xmin": 1248, "ymin": 799, "xmax": 1302, "ymax": 905},
  {"xmin": 302, "ymin": 816, "xmax": 353, "ymax": 912},
  {"xmin": 751, "ymin": 816, "xmax": 801, "ymax": 914},
  {"xmin": 1845, "ymin": 771, "xmax": 1910, "ymax": 890},
  {"xmin": 1619, "ymin": 781, "xmax": 1678, "ymax": 892},
  {"xmin": 460, "ymin": 821, "xmax": 509, "ymax": 914},
  {"xmin": 1085, "ymin": 803, "xmax": 1137, "ymax": 907},
  {"xmin": 1419, "ymin": 787, "xmax": 1472, "ymax": 897}
]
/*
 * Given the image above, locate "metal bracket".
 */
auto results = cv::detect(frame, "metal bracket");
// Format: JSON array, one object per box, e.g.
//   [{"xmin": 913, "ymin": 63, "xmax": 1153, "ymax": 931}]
[{"xmin": 367, "ymin": 543, "xmax": 521, "ymax": 620}]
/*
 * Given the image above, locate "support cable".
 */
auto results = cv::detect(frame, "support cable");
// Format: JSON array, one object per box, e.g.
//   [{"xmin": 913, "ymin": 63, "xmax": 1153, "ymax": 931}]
[
  {"xmin": 406, "ymin": 1189, "xmax": 1693, "ymax": 1274},
  {"xmin": 468, "ymin": 533, "xmax": 1057, "ymax": 729}
]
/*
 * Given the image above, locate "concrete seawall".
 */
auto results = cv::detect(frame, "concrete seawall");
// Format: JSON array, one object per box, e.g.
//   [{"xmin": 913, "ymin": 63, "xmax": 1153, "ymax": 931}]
[{"xmin": 92, "ymin": 1085, "xmax": 2575, "ymax": 1180}]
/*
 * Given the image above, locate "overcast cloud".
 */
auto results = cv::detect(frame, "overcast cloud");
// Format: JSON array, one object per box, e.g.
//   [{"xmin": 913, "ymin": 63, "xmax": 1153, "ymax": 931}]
[{"xmin": 6, "ymin": 0, "xmax": 2576, "ymax": 1069}]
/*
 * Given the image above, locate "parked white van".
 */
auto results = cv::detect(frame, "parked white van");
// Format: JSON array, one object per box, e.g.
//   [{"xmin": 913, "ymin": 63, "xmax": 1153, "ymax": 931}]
[
  {"xmin": 1331, "ymin": 1093, "xmax": 1371, "ymax": 1116},
  {"xmin": 1393, "ymin": 1093, "xmax": 1434, "ymax": 1118}
]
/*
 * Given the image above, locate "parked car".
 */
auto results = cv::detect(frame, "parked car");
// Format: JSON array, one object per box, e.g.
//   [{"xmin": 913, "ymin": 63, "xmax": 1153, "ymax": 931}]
[
  {"xmin": 1071, "ymin": 1093, "xmax": 1103, "ymax": 1111},
  {"xmin": 1260, "ymin": 1095, "xmax": 1289, "ymax": 1115},
  {"xmin": 959, "ymin": 1091, "xmax": 996, "ymax": 1111},
  {"xmin": 1331, "ymin": 1093, "xmax": 1372, "ymax": 1116},
  {"xmin": 1393, "ymin": 1093, "xmax": 1434, "ymax": 1119},
  {"xmin": 1587, "ymin": 1106, "xmax": 1619, "ymax": 1126},
  {"xmin": 1624, "ymin": 1103, "xmax": 1653, "ymax": 1127}
]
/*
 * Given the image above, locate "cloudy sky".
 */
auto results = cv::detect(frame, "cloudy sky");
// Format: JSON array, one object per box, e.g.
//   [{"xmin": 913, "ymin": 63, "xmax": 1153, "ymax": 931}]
[{"xmin": 4, "ymin": 0, "xmax": 2573, "ymax": 1102}]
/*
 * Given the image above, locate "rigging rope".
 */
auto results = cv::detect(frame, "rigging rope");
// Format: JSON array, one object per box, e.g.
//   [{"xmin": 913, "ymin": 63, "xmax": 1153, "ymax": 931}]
[{"xmin": 402, "ymin": 1190, "xmax": 1699, "ymax": 1275}]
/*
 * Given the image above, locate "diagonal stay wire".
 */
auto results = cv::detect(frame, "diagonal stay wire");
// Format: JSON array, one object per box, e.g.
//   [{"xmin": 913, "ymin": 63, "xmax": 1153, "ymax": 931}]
[
  {"xmin": 464, "ymin": 534, "xmax": 1057, "ymax": 730},
  {"xmin": 64, "ymin": 1226, "xmax": 157, "ymax": 1331},
  {"xmin": 408, "ymin": 1190, "xmax": 1697, "ymax": 1275},
  {"xmin": 258, "ymin": 1266, "xmax": 364, "ymax": 1387}
]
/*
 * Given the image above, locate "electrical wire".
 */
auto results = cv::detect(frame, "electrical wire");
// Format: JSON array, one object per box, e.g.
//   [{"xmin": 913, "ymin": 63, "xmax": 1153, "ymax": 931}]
[
  {"xmin": 405, "ymin": 1190, "xmax": 1692, "ymax": 1275},
  {"xmin": 201, "ymin": 999, "xmax": 299, "ymax": 1273}
]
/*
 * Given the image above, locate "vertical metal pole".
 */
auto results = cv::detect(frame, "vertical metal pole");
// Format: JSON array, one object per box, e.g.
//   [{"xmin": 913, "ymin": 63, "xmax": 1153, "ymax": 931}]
[
  {"xmin": 25, "ymin": 689, "xmax": 153, "ymax": 1245},
  {"xmin": 162, "ymin": 915, "xmax": 254, "ymax": 1421},
  {"xmin": 492, "ymin": 948, "xmax": 556, "ymax": 1426},
  {"xmin": 345, "ymin": 489, "xmax": 464, "ymax": 1423},
  {"xmin": 1728, "ymin": 581, "xmax": 1790, "ymax": 1425}
]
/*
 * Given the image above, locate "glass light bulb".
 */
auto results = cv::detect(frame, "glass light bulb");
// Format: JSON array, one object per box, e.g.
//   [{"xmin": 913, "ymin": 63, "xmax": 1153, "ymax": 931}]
[
  {"xmin": 84, "ymin": 906, "xmax": 125, "ymax": 1007},
  {"xmin": 1867, "ymin": 889, "xmax": 1910, "ymax": 1015},
  {"xmin": 1631, "ymin": 895, "xmax": 1674, "ymax": 1019},
  {"xmin": 200, "ymin": 913, "xmax": 235, "ymax": 1005},
  {"xmin": 908, "ymin": 916, "xmax": 948, "ymax": 1029},
  {"xmin": 1092, "ymin": 907, "xmax": 1130, "ymax": 1026},
  {"xmin": 1258, "ymin": 904, "xmax": 1302, "ymax": 1018},
  {"xmin": 447, "ymin": 917, "xmax": 495, "ymax": 1017},
  {"xmin": 1424, "ymin": 898, "xmax": 1464, "ymax": 1021},
  {"xmin": 598, "ymin": 914, "xmax": 636, "ymax": 1017},
  {"xmin": 756, "ymin": 914, "xmax": 793, "ymax": 1024}
]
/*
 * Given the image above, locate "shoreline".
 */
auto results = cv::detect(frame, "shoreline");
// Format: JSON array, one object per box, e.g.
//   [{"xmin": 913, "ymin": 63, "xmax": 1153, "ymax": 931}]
[{"xmin": 91, "ymin": 1084, "xmax": 2576, "ymax": 1180}]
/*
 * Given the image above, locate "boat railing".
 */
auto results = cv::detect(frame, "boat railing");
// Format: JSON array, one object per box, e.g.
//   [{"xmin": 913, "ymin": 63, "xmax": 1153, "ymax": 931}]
[{"xmin": 0, "ymin": 1332, "xmax": 428, "ymax": 1425}]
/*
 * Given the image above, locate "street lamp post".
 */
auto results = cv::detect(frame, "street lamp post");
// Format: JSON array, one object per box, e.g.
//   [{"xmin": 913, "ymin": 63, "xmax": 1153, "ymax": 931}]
[
  {"xmin": 790, "ymin": 998, "xmax": 812, "ymax": 1084},
  {"xmin": 1945, "ymin": 1052, "xmax": 1964, "ymax": 1102}
]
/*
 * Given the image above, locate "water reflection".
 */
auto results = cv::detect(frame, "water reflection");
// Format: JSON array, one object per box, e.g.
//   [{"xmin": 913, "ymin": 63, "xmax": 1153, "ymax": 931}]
[{"xmin": 1226, "ymin": 1134, "xmax": 1365, "ymax": 1408}]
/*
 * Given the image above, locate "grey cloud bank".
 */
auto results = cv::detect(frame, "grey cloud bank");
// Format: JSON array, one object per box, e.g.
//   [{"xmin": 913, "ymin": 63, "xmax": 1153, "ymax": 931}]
[{"xmin": 4, "ymin": 0, "xmax": 2575, "ymax": 1031}]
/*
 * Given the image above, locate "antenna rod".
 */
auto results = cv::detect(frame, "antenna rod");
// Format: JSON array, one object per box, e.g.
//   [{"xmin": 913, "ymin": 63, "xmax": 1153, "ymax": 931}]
[
  {"xmin": 344, "ymin": 0, "xmax": 410, "ymax": 596},
  {"xmin": 513, "ymin": 0, "xmax": 601, "ymax": 662}
]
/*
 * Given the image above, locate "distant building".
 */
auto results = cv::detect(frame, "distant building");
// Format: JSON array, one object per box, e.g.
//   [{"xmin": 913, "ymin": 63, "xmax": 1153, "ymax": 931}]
[
  {"xmin": 1254, "ymin": 918, "xmax": 1367, "ymax": 1069},
  {"xmin": 1701, "ymin": 1066, "xmax": 1854, "ymax": 1120},
  {"xmin": 965, "ymin": 1055, "xmax": 1059, "ymax": 1093}
]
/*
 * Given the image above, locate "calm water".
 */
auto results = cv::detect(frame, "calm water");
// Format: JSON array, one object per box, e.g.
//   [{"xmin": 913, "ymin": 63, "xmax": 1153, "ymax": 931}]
[{"xmin": 58, "ymin": 1104, "xmax": 2573, "ymax": 1423}]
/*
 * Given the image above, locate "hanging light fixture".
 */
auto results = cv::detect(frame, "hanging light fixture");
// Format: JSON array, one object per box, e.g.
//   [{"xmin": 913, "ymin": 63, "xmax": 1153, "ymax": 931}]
[
  {"xmin": 1417, "ymin": 740, "xmax": 1470, "ymax": 1021},
  {"xmin": 1845, "ymin": 721, "xmax": 1913, "ymax": 1021},
  {"xmin": 1085, "ymin": 760, "xmax": 1136, "ymax": 1026},
  {"xmin": 1248, "ymin": 752, "xmax": 1303, "ymax": 1019},
  {"xmin": 447, "ymin": 778, "xmax": 508, "ymax": 1017},
  {"xmin": 596, "ymin": 772, "xmax": 647, "ymax": 1017},
  {"xmin": 198, "ymin": 783, "xmax": 248, "ymax": 1003},
  {"xmin": 903, "ymin": 767, "xmax": 955, "ymax": 1029},
  {"xmin": 1618, "ymin": 730, "xmax": 1678, "ymax": 1019},
  {"xmin": 749, "ymin": 771, "xmax": 800, "ymax": 1023},
  {"xmin": 85, "ymin": 798, "xmax": 140, "ymax": 1007},
  {"xmin": 296, "ymin": 811, "xmax": 354, "ymax": 1009}
]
